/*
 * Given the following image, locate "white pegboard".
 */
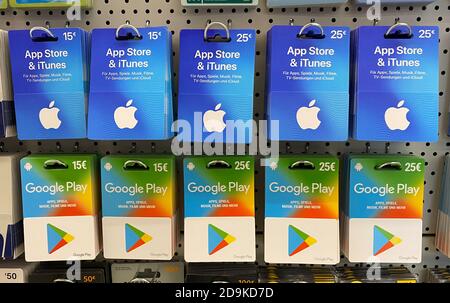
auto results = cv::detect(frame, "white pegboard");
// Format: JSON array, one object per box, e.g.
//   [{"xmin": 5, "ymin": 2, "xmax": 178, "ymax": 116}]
[{"xmin": 1, "ymin": 0, "xmax": 450, "ymax": 279}]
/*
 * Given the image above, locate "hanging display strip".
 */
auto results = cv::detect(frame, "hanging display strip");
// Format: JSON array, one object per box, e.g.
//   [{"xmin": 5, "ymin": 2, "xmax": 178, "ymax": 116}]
[{"xmin": 0, "ymin": 0, "xmax": 450, "ymax": 281}]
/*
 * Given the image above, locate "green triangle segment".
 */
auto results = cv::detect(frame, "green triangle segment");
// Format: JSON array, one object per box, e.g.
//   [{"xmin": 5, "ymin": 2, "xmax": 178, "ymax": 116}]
[
  {"xmin": 374, "ymin": 225, "xmax": 394, "ymax": 240},
  {"xmin": 126, "ymin": 223, "xmax": 145, "ymax": 238},
  {"xmin": 210, "ymin": 224, "xmax": 228, "ymax": 239},
  {"xmin": 290, "ymin": 225, "xmax": 309, "ymax": 241},
  {"xmin": 48, "ymin": 224, "xmax": 67, "ymax": 238}
]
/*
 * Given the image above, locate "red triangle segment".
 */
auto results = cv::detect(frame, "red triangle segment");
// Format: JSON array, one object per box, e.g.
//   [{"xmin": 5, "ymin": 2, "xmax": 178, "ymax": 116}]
[
  {"xmin": 127, "ymin": 239, "xmax": 146, "ymax": 253},
  {"xmin": 49, "ymin": 239, "xmax": 68, "ymax": 254},
  {"xmin": 374, "ymin": 241, "xmax": 394, "ymax": 256},
  {"xmin": 209, "ymin": 240, "xmax": 229, "ymax": 255},
  {"xmin": 289, "ymin": 241, "xmax": 310, "ymax": 257}
]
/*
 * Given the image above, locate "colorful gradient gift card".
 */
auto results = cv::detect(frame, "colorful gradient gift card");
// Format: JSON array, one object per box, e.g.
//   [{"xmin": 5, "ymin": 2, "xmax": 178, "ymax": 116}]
[
  {"xmin": 264, "ymin": 156, "xmax": 340, "ymax": 264},
  {"xmin": 20, "ymin": 154, "xmax": 100, "ymax": 262},
  {"xmin": 184, "ymin": 156, "xmax": 255, "ymax": 262},
  {"xmin": 101, "ymin": 155, "xmax": 177, "ymax": 260},
  {"xmin": 342, "ymin": 155, "xmax": 424, "ymax": 263}
]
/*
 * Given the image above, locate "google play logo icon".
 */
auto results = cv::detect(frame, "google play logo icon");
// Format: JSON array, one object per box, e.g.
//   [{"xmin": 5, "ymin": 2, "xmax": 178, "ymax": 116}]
[
  {"xmin": 208, "ymin": 224, "xmax": 236, "ymax": 255},
  {"xmin": 288, "ymin": 225, "xmax": 317, "ymax": 256},
  {"xmin": 373, "ymin": 225, "xmax": 402, "ymax": 256},
  {"xmin": 125, "ymin": 224, "xmax": 152, "ymax": 253},
  {"xmin": 47, "ymin": 224, "xmax": 74, "ymax": 254}
]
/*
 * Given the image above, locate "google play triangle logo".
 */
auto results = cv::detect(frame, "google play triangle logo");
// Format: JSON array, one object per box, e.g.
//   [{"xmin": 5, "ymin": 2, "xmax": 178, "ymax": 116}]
[
  {"xmin": 373, "ymin": 225, "xmax": 402, "ymax": 256},
  {"xmin": 288, "ymin": 225, "xmax": 317, "ymax": 256},
  {"xmin": 125, "ymin": 224, "xmax": 152, "ymax": 253},
  {"xmin": 47, "ymin": 224, "xmax": 74, "ymax": 254},
  {"xmin": 208, "ymin": 224, "xmax": 236, "ymax": 255}
]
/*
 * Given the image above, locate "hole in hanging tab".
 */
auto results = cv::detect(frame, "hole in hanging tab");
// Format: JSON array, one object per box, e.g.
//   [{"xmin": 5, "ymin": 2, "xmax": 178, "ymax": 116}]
[
  {"xmin": 116, "ymin": 31, "xmax": 143, "ymax": 40},
  {"xmin": 298, "ymin": 30, "xmax": 325, "ymax": 39},
  {"xmin": 206, "ymin": 32, "xmax": 231, "ymax": 43},
  {"xmin": 43, "ymin": 159, "xmax": 68, "ymax": 170},
  {"xmin": 30, "ymin": 27, "xmax": 58, "ymax": 42},
  {"xmin": 384, "ymin": 23, "xmax": 413, "ymax": 39},
  {"xmin": 115, "ymin": 24, "xmax": 143, "ymax": 41},
  {"xmin": 375, "ymin": 161, "xmax": 402, "ymax": 171},
  {"xmin": 207, "ymin": 160, "xmax": 232, "ymax": 169},
  {"xmin": 123, "ymin": 160, "xmax": 149, "ymax": 171},
  {"xmin": 297, "ymin": 23, "xmax": 325, "ymax": 40},
  {"xmin": 289, "ymin": 160, "xmax": 316, "ymax": 170}
]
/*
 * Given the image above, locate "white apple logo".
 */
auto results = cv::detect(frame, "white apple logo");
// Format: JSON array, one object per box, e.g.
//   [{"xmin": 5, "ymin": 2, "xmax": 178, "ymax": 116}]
[
  {"xmin": 203, "ymin": 103, "xmax": 226, "ymax": 133},
  {"xmin": 114, "ymin": 99, "xmax": 138, "ymax": 129},
  {"xmin": 296, "ymin": 100, "xmax": 321, "ymax": 130},
  {"xmin": 39, "ymin": 101, "xmax": 62, "ymax": 130},
  {"xmin": 384, "ymin": 100, "xmax": 410, "ymax": 131}
]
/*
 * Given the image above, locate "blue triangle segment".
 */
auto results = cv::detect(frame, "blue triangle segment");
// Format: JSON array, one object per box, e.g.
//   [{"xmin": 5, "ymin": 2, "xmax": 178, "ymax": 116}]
[
  {"xmin": 125, "ymin": 224, "xmax": 141, "ymax": 252},
  {"xmin": 288, "ymin": 225, "xmax": 305, "ymax": 256},
  {"xmin": 47, "ymin": 224, "xmax": 62, "ymax": 253},
  {"xmin": 373, "ymin": 226, "xmax": 388, "ymax": 255},
  {"xmin": 208, "ymin": 224, "xmax": 224, "ymax": 255}
]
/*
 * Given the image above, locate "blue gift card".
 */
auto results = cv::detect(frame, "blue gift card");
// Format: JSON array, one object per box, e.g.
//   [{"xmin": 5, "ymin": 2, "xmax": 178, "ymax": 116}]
[
  {"xmin": 177, "ymin": 29, "xmax": 256, "ymax": 144},
  {"xmin": 267, "ymin": 25, "xmax": 350, "ymax": 141},
  {"xmin": 88, "ymin": 27, "xmax": 173, "ymax": 140},
  {"xmin": 352, "ymin": 26, "xmax": 439, "ymax": 142},
  {"xmin": 9, "ymin": 28, "xmax": 88, "ymax": 140}
]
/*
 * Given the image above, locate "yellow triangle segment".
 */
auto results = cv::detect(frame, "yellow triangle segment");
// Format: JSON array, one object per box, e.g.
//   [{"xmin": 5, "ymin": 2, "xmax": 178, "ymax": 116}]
[
  {"xmin": 224, "ymin": 234, "xmax": 236, "ymax": 244},
  {"xmin": 305, "ymin": 236, "xmax": 317, "ymax": 246},
  {"xmin": 390, "ymin": 236, "xmax": 402, "ymax": 245},
  {"xmin": 63, "ymin": 234, "xmax": 74, "ymax": 243},
  {"xmin": 141, "ymin": 234, "xmax": 152, "ymax": 243}
]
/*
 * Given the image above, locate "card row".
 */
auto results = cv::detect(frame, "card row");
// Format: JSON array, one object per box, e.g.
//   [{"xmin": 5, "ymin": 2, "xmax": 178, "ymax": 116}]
[
  {"xmin": 0, "ymin": 24, "xmax": 440, "ymax": 142},
  {"xmin": 0, "ymin": 153, "xmax": 426, "ymax": 264}
]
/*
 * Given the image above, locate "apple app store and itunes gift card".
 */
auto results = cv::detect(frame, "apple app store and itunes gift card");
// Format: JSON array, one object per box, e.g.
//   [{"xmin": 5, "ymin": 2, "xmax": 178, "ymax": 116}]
[
  {"xmin": 88, "ymin": 27, "xmax": 173, "ymax": 140},
  {"xmin": 178, "ymin": 29, "xmax": 256, "ymax": 144},
  {"xmin": 266, "ymin": 25, "xmax": 350, "ymax": 141},
  {"xmin": 8, "ymin": 28, "xmax": 89, "ymax": 140},
  {"xmin": 352, "ymin": 26, "xmax": 439, "ymax": 142}
]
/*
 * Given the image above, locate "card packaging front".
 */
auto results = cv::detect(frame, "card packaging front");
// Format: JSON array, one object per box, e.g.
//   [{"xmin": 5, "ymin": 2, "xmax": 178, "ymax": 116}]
[
  {"xmin": 355, "ymin": 0, "xmax": 435, "ymax": 4},
  {"xmin": 184, "ymin": 156, "xmax": 255, "ymax": 262},
  {"xmin": 20, "ymin": 154, "xmax": 100, "ymax": 262},
  {"xmin": 29, "ymin": 269, "xmax": 106, "ymax": 283},
  {"xmin": 178, "ymin": 29, "xmax": 256, "ymax": 144},
  {"xmin": 186, "ymin": 263, "xmax": 257, "ymax": 283},
  {"xmin": 266, "ymin": 25, "xmax": 350, "ymax": 141},
  {"xmin": 267, "ymin": 0, "xmax": 347, "ymax": 7},
  {"xmin": 435, "ymin": 155, "xmax": 450, "ymax": 257},
  {"xmin": 0, "ymin": 30, "xmax": 17, "ymax": 138},
  {"xmin": 0, "ymin": 153, "xmax": 25, "ymax": 260},
  {"xmin": 9, "ymin": 28, "xmax": 89, "ymax": 140},
  {"xmin": 342, "ymin": 154, "xmax": 424, "ymax": 263},
  {"xmin": 182, "ymin": 0, "xmax": 258, "ymax": 5},
  {"xmin": 111, "ymin": 262, "xmax": 184, "ymax": 283},
  {"xmin": 28, "ymin": 261, "xmax": 109, "ymax": 283},
  {"xmin": 351, "ymin": 26, "xmax": 439, "ymax": 142},
  {"xmin": 101, "ymin": 155, "xmax": 177, "ymax": 260},
  {"xmin": 9, "ymin": 0, "xmax": 92, "ymax": 8},
  {"xmin": 265, "ymin": 156, "xmax": 340, "ymax": 264},
  {"xmin": 88, "ymin": 27, "xmax": 173, "ymax": 140}
]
